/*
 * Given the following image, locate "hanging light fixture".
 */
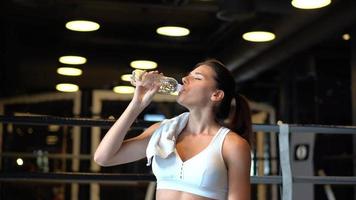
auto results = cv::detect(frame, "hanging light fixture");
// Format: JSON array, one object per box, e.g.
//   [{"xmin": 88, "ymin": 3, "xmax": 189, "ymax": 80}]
[
  {"xmin": 156, "ymin": 26, "xmax": 190, "ymax": 37},
  {"xmin": 121, "ymin": 74, "xmax": 133, "ymax": 82},
  {"xmin": 291, "ymin": 0, "xmax": 331, "ymax": 9},
  {"xmin": 57, "ymin": 67, "xmax": 82, "ymax": 76},
  {"xmin": 56, "ymin": 83, "xmax": 79, "ymax": 92},
  {"xmin": 130, "ymin": 60, "xmax": 157, "ymax": 69},
  {"xmin": 242, "ymin": 31, "xmax": 276, "ymax": 42},
  {"xmin": 59, "ymin": 56, "xmax": 87, "ymax": 65},
  {"xmin": 65, "ymin": 20, "xmax": 100, "ymax": 32},
  {"xmin": 113, "ymin": 86, "xmax": 135, "ymax": 94},
  {"xmin": 16, "ymin": 158, "xmax": 24, "ymax": 166},
  {"xmin": 342, "ymin": 33, "xmax": 350, "ymax": 41}
]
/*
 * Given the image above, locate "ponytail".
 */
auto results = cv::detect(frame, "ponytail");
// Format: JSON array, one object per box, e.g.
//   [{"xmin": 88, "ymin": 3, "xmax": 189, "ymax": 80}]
[{"xmin": 229, "ymin": 94, "xmax": 252, "ymax": 145}]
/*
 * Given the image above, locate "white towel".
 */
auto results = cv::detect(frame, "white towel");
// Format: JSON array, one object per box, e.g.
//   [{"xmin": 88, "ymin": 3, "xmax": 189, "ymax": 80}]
[{"xmin": 146, "ymin": 112, "xmax": 190, "ymax": 166}]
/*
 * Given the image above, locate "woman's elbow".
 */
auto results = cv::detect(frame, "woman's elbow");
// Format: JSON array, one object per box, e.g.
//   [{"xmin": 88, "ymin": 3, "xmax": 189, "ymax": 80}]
[{"xmin": 93, "ymin": 152, "xmax": 110, "ymax": 167}]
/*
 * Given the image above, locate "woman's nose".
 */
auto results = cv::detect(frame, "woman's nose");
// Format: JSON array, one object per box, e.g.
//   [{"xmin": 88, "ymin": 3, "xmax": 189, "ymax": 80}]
[{"xmin": 182, "ymin": 76, "xmax": 188, "ymax": 85}]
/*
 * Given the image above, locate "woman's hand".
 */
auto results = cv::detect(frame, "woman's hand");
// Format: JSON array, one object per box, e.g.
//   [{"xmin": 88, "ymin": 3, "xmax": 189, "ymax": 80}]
[{"xmin": 131, "ymin": 71, "xmax": 161, "ymax": 109}]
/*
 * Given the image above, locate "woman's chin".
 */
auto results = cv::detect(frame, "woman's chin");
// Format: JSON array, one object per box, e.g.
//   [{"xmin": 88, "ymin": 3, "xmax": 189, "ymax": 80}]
[{"xmin": 176, "ymin": 96, "xmax": 186, "ymax": 107}]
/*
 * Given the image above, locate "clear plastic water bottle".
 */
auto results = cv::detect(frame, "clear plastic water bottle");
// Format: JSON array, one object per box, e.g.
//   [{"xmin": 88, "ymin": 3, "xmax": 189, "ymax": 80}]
[{"xmin": 131, "ymin": 69, "xmax": 182, "ymax": 95}]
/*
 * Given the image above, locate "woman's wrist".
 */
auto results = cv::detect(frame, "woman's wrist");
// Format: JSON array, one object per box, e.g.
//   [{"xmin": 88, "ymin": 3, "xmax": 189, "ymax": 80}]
[{"xmin": 128, "ymin": 100, "xmax": 146, "ymax": 113}]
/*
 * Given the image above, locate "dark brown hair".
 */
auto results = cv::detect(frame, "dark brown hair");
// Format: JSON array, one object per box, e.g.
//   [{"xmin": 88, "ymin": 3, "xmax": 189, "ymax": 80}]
[{"xmin": 194, "ymin": 59, "xmax": 252, "ymax": 144}]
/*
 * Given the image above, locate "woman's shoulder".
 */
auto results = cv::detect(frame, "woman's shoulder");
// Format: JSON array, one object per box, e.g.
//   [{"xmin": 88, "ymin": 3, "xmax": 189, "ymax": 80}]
[{"xmin": 223, "ymin": 130, "xmax": 251, "ymax": 158}]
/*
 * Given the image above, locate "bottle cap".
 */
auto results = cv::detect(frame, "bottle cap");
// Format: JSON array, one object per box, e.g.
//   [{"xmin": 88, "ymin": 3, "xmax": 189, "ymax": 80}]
[{"xmin": 176, "ymin": 84, "xmax": 183, "ymax": 92}]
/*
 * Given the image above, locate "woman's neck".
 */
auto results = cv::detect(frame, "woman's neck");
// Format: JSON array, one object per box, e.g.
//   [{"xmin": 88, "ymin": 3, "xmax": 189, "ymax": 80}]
[{"xmin": 185, "ymin": 108, "xmax": 220, "ymax": 135}]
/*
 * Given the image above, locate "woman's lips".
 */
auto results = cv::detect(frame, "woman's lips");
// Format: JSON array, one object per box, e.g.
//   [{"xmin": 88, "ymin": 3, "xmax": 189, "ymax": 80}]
[{"xmin": 178, "ymin": 87, "xmax": 185, "ymax": 95}]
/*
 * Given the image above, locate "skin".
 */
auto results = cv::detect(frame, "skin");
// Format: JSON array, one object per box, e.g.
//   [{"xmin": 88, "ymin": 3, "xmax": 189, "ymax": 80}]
[{"xmin": 94, "ymin": 65, "xmax": 251, "ymax": 200}]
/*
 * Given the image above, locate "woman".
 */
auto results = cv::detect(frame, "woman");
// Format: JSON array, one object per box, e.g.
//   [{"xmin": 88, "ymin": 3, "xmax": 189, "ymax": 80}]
[{"xmin": 94, "ymin": 59, "xmax": 252, "ymax": 200}]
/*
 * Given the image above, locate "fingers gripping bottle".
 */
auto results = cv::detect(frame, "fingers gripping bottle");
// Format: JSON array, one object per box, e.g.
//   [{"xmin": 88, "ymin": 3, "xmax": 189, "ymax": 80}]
[{"xmin": 131, "ymin": 69, "xmax": 183, "ymax": 95}]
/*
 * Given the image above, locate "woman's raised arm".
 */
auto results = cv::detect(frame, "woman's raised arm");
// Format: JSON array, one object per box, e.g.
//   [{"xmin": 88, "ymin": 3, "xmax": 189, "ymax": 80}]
[{"xmin": 94, "ymin": 71, "xmax": 162, "ymax": 166}]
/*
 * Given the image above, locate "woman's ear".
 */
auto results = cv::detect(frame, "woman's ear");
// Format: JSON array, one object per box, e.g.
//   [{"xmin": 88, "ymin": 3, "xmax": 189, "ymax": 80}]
[{"xmin": 211, "ymin": 90, "xmax": 224, "ymax": 102}]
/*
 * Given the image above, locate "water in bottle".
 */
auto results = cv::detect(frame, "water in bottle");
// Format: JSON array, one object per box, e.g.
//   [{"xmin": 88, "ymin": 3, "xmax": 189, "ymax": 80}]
[{"xmin": 131, "ymin": 69, "xmax": 182, "ymax": 95}]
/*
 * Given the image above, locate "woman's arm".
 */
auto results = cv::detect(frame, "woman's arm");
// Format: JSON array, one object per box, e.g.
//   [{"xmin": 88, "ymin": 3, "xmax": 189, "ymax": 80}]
[
  {"xmin": 94, "ymin": 71, "xmax": 161, "ymax": 166},
  {"xmin": 223, "ymin": 132, "xmax": 251, "ymax": 200},
  {"xmin": 94, "ymin": 102, "xmax": 160, "ymax": 166}
]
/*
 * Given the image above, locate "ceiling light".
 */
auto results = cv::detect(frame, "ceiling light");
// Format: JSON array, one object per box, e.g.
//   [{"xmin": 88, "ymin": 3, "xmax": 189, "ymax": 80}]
[
  {"xmin": 16, "ymin": 158, "xmax": 24, "ymax": 166},
  {"xmin": 156, "ymin": 26, "xmax": 190, "ymax": 37},
  {"xmin": 121, "ymin": 74, "xmax": 132, "ymax": 82},
  {"xmin": 57, "ymin": 67, "xmax": 82, "ymax": 76},
  {"xmin": 59, "ymin": 56, "xmax": 87, "ymax": 65},
  {"xmin": 130, "ymin": 60, "xmax": 157, "ymax": 69},
  {"xmin": 48, "ymin": 125, "xmax": 60, "ymax": 132},
  {"xmin": 47, "ymin": 135, "xmax": 58, "ymax": 145},
  {"xmin": 113, "ymin": 86, "xmax": 135, "ymax": 94},
  {"xmin": 56, "ymin": 83, "xmax": 79, "ymax": 92},
  {"xmin": 242, "ymin": 31, "xmax": 276, "ymax": 42},
  {"xmin": 65, "ymin": 20, "xmax": 100, "ymax": 32},
  {"xmin": 291, "ymin": 0, "xmax": 331, "ymax": 9},
  {"xmin": 342, "ymin": 33, "xmax": 350, "ymax": 41}
]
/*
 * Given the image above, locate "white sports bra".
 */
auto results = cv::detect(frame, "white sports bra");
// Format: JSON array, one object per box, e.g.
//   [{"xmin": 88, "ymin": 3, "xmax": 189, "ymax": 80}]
[{"xmin": 151, "ymin": 127, "xmax": 230, "ymax": 200}]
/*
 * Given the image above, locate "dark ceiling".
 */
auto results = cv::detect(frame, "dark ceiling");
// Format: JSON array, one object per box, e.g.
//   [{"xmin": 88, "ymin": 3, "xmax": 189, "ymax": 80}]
[{"xmin": 1, "ymin": 0, "xmax": 356, "ymax": 98}]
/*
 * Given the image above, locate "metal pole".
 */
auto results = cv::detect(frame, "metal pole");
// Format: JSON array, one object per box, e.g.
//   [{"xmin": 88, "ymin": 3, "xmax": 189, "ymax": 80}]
[
  {"xmin": 351, "ymin": 30, "xmax": 356, "ymax": 200},
  {"xmin": 279, "ymin": 123, "xmax": 292, "ymax": 200}
]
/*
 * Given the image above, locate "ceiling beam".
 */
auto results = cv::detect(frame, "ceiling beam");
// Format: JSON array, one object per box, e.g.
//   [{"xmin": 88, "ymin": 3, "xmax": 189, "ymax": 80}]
[{"xmin": 224, "ymin": 0, "xmax": 356, "ymax": 82}]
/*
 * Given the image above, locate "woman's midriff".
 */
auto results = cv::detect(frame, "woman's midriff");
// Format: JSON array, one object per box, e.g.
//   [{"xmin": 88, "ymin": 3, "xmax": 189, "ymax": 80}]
[{"xmin": 156, "ymin": 189, "xmax": 216, "ymax": 200}]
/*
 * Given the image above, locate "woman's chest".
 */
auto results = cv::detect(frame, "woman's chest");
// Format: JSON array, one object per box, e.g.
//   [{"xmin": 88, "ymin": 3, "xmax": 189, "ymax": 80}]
[{"xmin": 175, "ymin": 133, "xmax": 215, "ymax": 162}]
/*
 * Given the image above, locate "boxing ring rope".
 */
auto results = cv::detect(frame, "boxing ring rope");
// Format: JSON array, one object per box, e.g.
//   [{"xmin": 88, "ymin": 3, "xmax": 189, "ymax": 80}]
[
  {"xmin": 1, "ymin": 172, "xmax": 356, "ymax": 185},
  {"xmin": 0, "ymin": 172, "xmax": 282, "ymax": 184},
  {"xmin": 0, "ymin": 115, "xmax": 356, "ymax": 200},
  {"xmin": 2, "ymin": 115, "xmax": 354, "ymax": 133}
]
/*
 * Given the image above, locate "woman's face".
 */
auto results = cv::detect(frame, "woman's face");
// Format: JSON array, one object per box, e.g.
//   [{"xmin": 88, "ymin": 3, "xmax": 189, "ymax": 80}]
[{"xmin": 177, "ymin": 64, "xmax": 218, "ymax": 108}]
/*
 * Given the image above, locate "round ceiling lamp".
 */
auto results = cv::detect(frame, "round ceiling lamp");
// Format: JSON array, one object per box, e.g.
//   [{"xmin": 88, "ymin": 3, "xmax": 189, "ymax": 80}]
[
  {"xmin": 130, "ymin": 60, "xmax": 157, "ymax": 69},
  {"xmin": 291, "ymin": 0, "xmax": 331, "ymax": 9},
  {"xmin": 59, "ymin": 56, "xmax": 87, "ymax": 65},
  {"xmin": 57, "ymin": 67, "xmax": 82, "ymax": 76},
  {"xmin": 121, "ymin": 74, "xmax": 132, "ymax": 82},
  {"xmin": 156, "ymin": 26, "xmax": 190, "ymax": 37},
  {"xmin": 65, "ymin": 20, "xmax": 100, "ymax": 32},
  {"xmin": 242, "ymin": 31, "xmax": 276, "ymax": 42},
  {"xmin": 16, "ymin": 158, "xmax": 24, "ymax": 166},
  {"xmin": 113, "ymin": 86, "xmax": 135, "ymax": 94},
  {"xmin": 342, "ymin": 33, "xmax": 350, "ymax": 41},
  {"xmin": 56, "ymin": 83, "xmax": 79, "ymax": 92}
]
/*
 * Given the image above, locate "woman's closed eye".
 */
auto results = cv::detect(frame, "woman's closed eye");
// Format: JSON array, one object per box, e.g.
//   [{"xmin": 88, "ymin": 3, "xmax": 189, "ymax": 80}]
[{"xmin": 187, "ymin": 72, "xmax": 203, "ymax": 80}]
